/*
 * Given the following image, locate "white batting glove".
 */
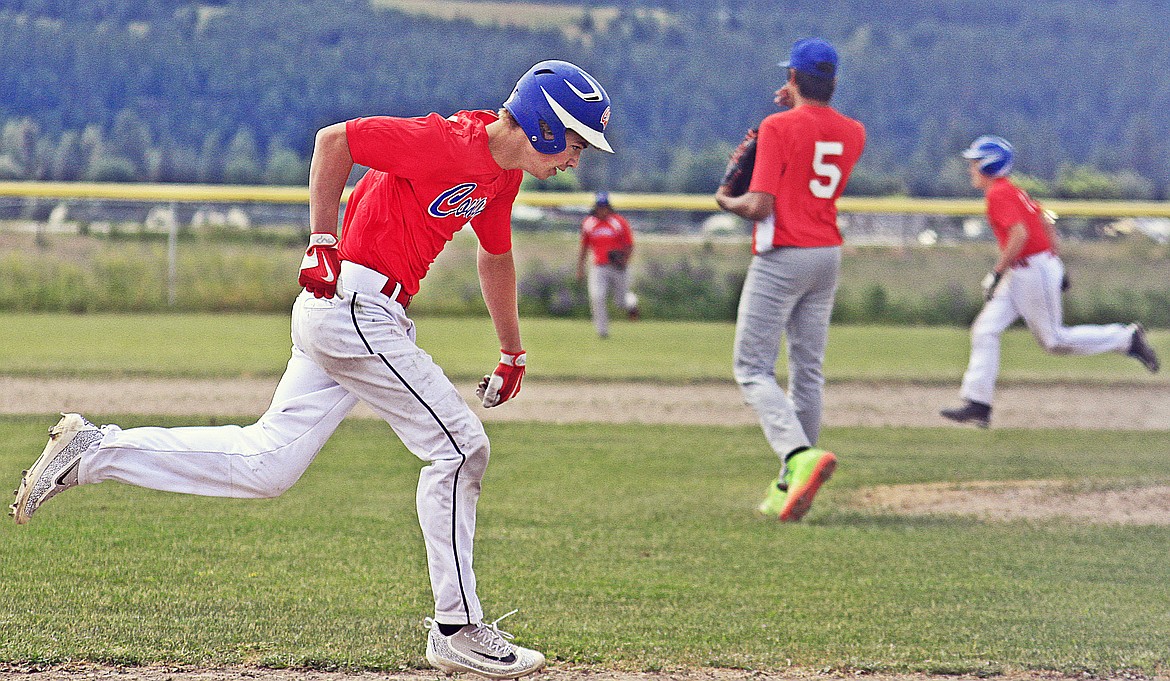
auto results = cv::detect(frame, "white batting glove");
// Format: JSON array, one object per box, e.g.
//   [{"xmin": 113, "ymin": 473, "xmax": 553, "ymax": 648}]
[{"xmin": 476, "ymin": 350, "xmax": 526, "ymax": 408}]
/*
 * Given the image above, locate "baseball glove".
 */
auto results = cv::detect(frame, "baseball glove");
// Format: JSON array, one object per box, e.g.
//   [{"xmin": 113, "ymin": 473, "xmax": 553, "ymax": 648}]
[
  {"xmin": 720, "ymin": 127, "xmax": 758, "ymax": 197},
  {"xmin": 607, "ymin": 249, "xmax": 630, "ymax": 269}
]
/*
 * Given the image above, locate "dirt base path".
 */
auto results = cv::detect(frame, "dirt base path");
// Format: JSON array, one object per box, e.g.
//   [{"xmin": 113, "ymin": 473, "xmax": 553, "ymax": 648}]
[{"xmin": 0, "ymin": 377, "xmax": 1166, "ymax": 430}]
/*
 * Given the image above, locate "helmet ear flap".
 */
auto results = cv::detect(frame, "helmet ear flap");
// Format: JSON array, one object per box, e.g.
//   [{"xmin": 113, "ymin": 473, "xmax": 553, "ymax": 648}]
[{"xmin": 504, "ymin": 81, "xmax": 560, "ymax": 152}]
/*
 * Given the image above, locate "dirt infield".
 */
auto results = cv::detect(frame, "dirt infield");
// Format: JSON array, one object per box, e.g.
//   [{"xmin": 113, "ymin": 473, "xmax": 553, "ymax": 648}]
[
  {"xmin": 1, "ymin": 377, "xmax": 1167, "ymax": 431},
  {"xmin": 849, "ymin": 479, "xmax": 1170, "ymax": 525},
  {"xmin": 4, "ymin": 375, "xmax": 1168, "ymax": 528}
]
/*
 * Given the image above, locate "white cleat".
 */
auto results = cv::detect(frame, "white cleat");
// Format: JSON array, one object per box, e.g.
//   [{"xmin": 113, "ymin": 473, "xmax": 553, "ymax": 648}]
[
  {"xmin": 11, "ymin": 413, "xmax": 101, "ymax": 525},
  {"xmin": 425, "ymin": 611, "xmax": 546, "ymax": 679}
]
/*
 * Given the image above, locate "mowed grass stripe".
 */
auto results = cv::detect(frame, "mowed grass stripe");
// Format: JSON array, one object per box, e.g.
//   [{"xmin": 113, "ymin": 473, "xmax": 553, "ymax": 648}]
[
  {"xmin": 1, "ymin": 417, "xmax": 1168, "ymax": 673},
  {"xmin": 1, "ymin": 314, "xmax": 1165, "ymax": 385}
]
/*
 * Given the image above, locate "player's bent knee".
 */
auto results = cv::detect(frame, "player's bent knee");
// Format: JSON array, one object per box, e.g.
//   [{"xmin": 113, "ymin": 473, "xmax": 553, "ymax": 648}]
[
  {"xmin": 461, "ymin": 433, "xmax": 491, "ymax": 480},
  {"xmin": 734, "ymin": 370, "xmax": 774, "ymax": 389},
  {"xmin": 1039, "ymin": 340, "xmax": 1073, "ymax": 354},
  {"xmin": 232, "ymin": 457, "xmax": 310, "ymax": 498},
  {"xmin": 1032, "ymin": 331, "xmax": 1071, "ymax": 354}
]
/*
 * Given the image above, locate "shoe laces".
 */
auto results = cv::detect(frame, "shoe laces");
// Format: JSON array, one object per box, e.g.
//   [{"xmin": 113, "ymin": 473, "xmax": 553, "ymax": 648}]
[
  {"xmin": 424, "ymin": 609, "xmax": 519, "ymax": 656},
  {"xmin": 469, "ymin": 609, "xmax": 518, "ymax": 655}
]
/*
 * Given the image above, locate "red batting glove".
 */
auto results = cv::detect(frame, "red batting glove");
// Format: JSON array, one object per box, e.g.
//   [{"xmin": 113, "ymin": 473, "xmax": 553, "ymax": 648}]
[
  {"xmin": 476, "ymin": 350, "xmax": 526, "ymax": 408},
  {"xmin": 299, "ymin": 232, "xmax": 340, "ymax": 299}
]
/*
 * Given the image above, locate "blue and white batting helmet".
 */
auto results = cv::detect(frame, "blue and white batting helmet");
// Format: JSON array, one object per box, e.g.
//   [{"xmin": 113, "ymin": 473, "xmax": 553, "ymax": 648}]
[
  {"xmin": 504, "ymin": 60, "xmax": 613, "ymax": 155},
  {"xmin": 962, "ymin": 135, "xmax": 1014, "ymax": 177}
]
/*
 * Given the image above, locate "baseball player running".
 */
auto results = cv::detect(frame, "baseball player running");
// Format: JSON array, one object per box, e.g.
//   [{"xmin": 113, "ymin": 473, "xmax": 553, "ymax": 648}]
[
  {"xmin": 576, "ymin": 191, "xmax": 638, "ymax": 338},
  {"xmin": 715, "ymin": 38, "xmax": 865, "ymax": 522},
  {"xmin": 11, "ymin": 60, "xmax": 614, "ymax": 680},
  {"xmin": 940, "ymin": 135, "xmax": 1160, "ymax": 428}
]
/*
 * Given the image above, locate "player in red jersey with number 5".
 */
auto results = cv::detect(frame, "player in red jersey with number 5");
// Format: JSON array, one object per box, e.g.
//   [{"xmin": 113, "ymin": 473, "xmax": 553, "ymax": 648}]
[
  {"xmin": 716, "ymin": 38, "xmax": 865, "ymax": 522},
  {"xmin": 12, "ymin": 60, "xmax": 613, "ymax": 680}
]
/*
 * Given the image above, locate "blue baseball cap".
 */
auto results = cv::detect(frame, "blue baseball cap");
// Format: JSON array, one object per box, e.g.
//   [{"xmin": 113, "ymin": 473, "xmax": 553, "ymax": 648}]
[
  {"xmin": 780, "ymin": 38, "xmax": 838, "ymax": 79},
  {"xmin": 594, "ymin": 191, "xmax": 610, "ymax": 206}
]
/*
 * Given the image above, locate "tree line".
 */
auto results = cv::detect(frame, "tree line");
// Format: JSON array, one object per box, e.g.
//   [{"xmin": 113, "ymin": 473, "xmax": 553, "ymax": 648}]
[{"xmin": 2, "ymin": 0, "xmax": 1169, "ymax": 198}]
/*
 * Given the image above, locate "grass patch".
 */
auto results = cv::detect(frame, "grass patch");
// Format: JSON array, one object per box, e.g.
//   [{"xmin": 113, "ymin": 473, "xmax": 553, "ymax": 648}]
[
  {"xmin": 5, "ymin": 231, "xmax": 1169, "ymax": 327},
  {"xmin": 1, "ymin": 314, "xmax": 1165, "ymax": 386},
  {"xmin": 1, "ymin": 417, "xmax": 1168, "ymax": 673}
]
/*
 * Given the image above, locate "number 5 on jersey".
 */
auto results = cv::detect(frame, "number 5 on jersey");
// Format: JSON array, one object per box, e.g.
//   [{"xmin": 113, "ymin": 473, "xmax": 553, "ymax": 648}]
[{"xmin": 810, "ymin": 141, "xmax": 844, "ymax": 199}]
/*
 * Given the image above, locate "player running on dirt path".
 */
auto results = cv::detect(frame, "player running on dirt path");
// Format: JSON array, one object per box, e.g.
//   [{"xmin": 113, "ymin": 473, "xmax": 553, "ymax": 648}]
[
  {"xmin": 715, "ymin": 38, "xmax": 865, "ymax": 522},
  {"xmin": 576, "ymin": 191, "xmax": 639, "ymax": 338},
  {"xmin": 11, "ymin": 59, "xmax": 614, "ymax": 680},
  {"xmin": 940, "ymin": 135, "xmax": 1160, "ymax": 429}
]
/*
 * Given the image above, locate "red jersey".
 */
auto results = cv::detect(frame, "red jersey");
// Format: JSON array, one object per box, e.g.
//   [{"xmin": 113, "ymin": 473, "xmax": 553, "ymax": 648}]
[
  {"xmin": 985, "ymin": 177, "xmax": 1052, "ymax": 259},
  {"xmin": 749, "ymin": 104, "xmax": 865, "ymax": 252},
  {"xmin": 580, "ymin": 213, "xmax": 634, "ymax": 266},
  {"xmin": 340, "ymin": 110, "xmax": 522, "ymax": 295}
]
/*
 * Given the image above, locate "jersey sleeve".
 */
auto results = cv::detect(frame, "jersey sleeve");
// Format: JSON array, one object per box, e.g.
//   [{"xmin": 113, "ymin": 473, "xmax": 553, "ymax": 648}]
[
  {"xmin": 987, "ymin": 186, "xmax": 1027, "ymax": 232},
  {"xmin": 346, "ymin": 114, "xmax": 462, "ymax": 179},
  {"xmin": 469, "ymin": 173, "xmax": 521, "ymax": 255}
]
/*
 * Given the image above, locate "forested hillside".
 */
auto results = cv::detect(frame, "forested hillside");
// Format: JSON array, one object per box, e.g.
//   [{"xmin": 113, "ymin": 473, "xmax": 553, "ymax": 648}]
[{"xmin": 2, "ymin": 0, "xmax": 1169, "ymax": 197}]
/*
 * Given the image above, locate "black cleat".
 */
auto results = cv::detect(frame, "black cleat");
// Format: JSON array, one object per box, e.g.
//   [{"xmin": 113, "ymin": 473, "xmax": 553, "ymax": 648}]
[
  {"xmin": 1128, "ymin": 324, "xmax": 1160, "ymax": 374},
  {"xmin": 940, "ymin": 400, "xmax": 992, "ymax": 428}
]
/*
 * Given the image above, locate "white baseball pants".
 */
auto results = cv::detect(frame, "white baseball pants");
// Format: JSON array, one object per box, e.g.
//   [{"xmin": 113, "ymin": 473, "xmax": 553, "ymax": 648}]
[
  {"xmin": 960, "ymin": 251, "xmax": 1133, "ymax": 405},
  {"xmin": 79, "ymin": 262, "xmax": 489, "ymax": 625},
  {"xmin": 733, "ymin": 246, "xmax": 840, "ymax": 458}
]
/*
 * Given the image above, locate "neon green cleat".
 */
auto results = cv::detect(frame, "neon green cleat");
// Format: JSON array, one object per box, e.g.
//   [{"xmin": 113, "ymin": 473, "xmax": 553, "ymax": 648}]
[
  {"xmin": 755, "ymin": 479, "xmax": 788, "ymax": 517},
  {"xmin": 778, "ymin": 448, "xmax": 837, "ymax": 522}
]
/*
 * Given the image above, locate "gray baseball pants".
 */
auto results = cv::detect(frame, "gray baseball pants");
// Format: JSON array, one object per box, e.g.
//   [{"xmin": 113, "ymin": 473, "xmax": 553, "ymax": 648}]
[
  {"xmin": 733, "ymin": 246, "xmax": 840, "ymax": 459},
  {"xmin": 587, "ymin": 263, "xmax": 632, "ymax": 337}
]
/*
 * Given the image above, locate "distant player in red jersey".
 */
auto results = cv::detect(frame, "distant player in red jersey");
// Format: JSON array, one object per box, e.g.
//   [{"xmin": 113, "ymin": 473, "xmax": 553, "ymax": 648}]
[
  {"xmin": 716, "ymin": 38, "xmax": 865, "ymax": 522},
  {"xmin": 576, "ymin": 191, "xmax": 638, "ymax": 337},
  {"xmin": 940, "ymin": 135, "xmax": 1160, "ymax": 428},
  {"xmin": 12, "ymin": 60, "xmax": 614, "ymax": 679}
]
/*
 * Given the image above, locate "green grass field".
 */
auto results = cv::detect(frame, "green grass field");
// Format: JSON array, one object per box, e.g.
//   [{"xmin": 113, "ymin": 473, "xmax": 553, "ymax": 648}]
[
  {"xmin": 0, "ymin": 315, "xmax": 1167, "ymax": 675},
  {"xmin": 1, "ymin": 314, "xmax": 1166, "ymax": 385},
  {"xmin": 1, "ymin": 419, "xmax": 1168, "ymax": 673}
]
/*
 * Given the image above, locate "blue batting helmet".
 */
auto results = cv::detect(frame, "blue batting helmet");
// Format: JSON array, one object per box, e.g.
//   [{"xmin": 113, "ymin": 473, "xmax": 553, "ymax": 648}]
[
  {"xmin": 962, "ymin": 135, "xmax": 1014, "ymax": 177},
  {"xmin": 504, "ymin": 60, "xmax": 613, "ymax": 155}
]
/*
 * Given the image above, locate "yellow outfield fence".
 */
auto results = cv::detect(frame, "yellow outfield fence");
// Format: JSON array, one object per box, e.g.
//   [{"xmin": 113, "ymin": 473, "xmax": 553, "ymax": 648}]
[{"xmin": 3, "ymin": 181, "xmax": 1170, "ymax": 218}]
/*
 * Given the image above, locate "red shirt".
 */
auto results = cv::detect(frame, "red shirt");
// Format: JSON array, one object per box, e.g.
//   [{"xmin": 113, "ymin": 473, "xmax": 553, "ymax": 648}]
[
  {"xmin": 985, "ymin": 177, "xmax": 1052, "ymax": 259},
  {"xmin": 340, "ymin": 110, "xmax": 522, "ymax": 295},
  {"xmin": 749, "ymin": 104, "xmax": 866, "ymax": 252},
  {"xmin": 580, "ymin": 212, "xmax": 634, "ymax": 266}
]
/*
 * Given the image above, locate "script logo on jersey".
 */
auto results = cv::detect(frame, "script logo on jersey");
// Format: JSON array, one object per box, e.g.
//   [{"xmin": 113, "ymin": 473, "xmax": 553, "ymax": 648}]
[{"xmin": 428, "ymin": 183, "xmax": 488, "ymax": 220}]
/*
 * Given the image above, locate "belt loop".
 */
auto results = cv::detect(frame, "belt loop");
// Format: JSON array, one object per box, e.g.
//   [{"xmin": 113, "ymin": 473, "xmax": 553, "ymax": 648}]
[{"xmin": 388, "ymin": 281, "xmax": 402, "ymax": 301}]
